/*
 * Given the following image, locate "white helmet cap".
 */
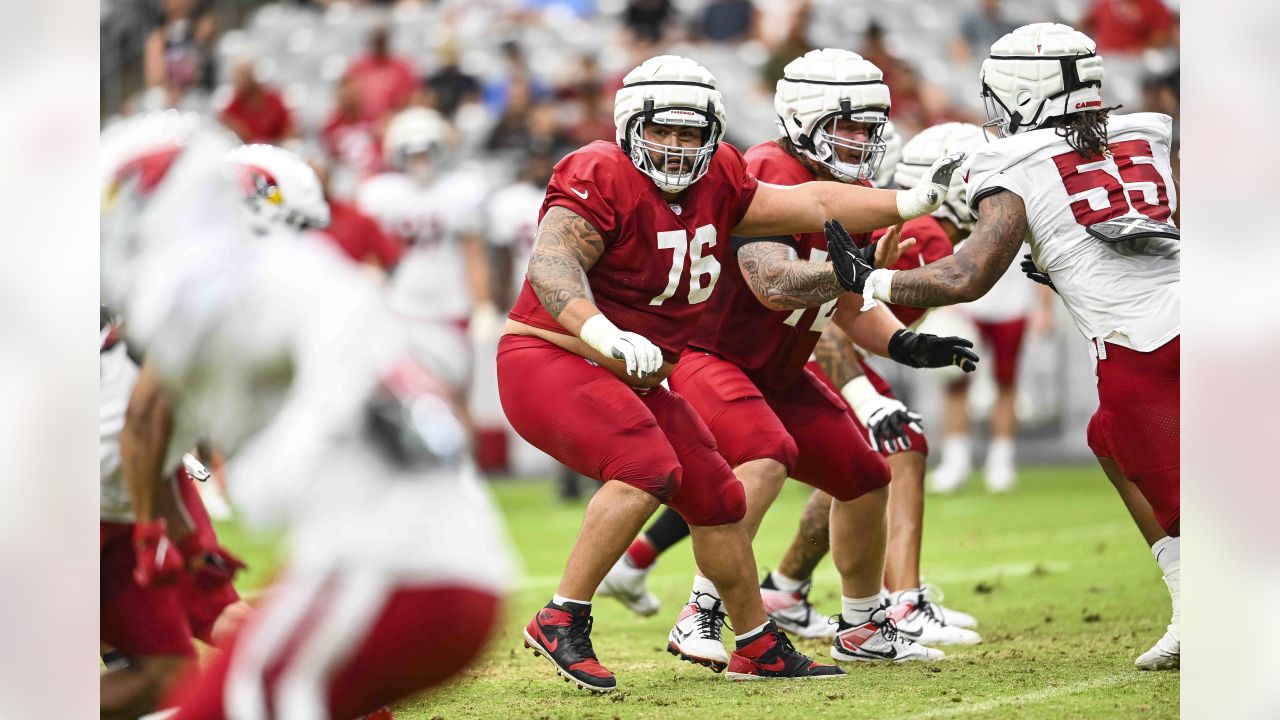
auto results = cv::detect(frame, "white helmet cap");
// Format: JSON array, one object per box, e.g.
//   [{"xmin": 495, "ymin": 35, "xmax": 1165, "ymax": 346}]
[
  {"xmin": 383, "ymin": 107, "xmax": 450, "ymax": 172},
  {"xmin": 775, "ymin": 49, "xmax": 892, "ymax": 182},
  {"xmin": 100, "ymin": 110, "xmax": 241, "ymax": 309},
  {"xmin": 225, "ymin": 143, "xmax": 330, "ymax": 233},
  {"xmin": 870, "ymin": 120, "xmax": 902, "ymax": 189},
  {"xmin": 980, "ymin": 23, "xmax": 1105, "ymax": 137},
  {"xmin": 893, "ymin": 122, "xmax": 991, "ymax": 232},
  {"xmin": 614, "ymin": 55, "xmax": 727, "ymax": 194}
]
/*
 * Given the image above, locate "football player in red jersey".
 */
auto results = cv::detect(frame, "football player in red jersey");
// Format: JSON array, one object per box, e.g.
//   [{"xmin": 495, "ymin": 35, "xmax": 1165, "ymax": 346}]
[
  {"xmin": 500, "ymin": 54, "xmax": 971, "ymax": 691},
  {"xmin": 598, "ymin": 52, "xmax": 984, "ymax": 666}
]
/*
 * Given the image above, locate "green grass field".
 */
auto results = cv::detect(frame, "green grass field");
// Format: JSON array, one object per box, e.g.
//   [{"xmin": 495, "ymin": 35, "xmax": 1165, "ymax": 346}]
[{"xmin": 220, "ymin": 464, "xmax": 1179, "ymax": 719}]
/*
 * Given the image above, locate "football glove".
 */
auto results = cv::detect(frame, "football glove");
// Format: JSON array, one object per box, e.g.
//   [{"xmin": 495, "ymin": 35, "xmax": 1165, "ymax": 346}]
[
  {"xmin": 132, "ymin": 518, "xmax": 185, "ymax": 587},
  {"xmin": 895, "ymin": 152, "xmax": 965, "ymax": 220},
  {"xmin": 179, "ymin": 533, "xmax": 247, "ymax": 587},
  {"xmin": 888, "ymin": 329, "xmax": 979, "ymax": 372},
  {"xmin": 826, "ymin": 219, "xmax": 876, "ymax": 294},
  {"xmin": 579, "ymin": 314, "xmax": 664, "ymax": 379},
  {"xmin": 841, "ymin": 376, "xmax": 924, "ymax": 454},
  {"xmin": 1020, "ymin": 253, "xmax": 1055, "ymax": 291}
]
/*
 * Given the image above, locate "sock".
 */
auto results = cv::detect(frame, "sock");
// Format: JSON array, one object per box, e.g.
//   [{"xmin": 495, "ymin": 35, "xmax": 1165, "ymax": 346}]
[
  {"xmin": 690, "ymin": 574, "xmax": 720, "ymax": 600},
  {"xmin": 552, "ymin": 594, "xmax": 590, "ymax": 608},
  {"xmin": 986, "ymin": 437, "xmax": 1015, "ymax": 467},
  {"xmin": 644, "ymin": 507, "xmax": 693, "ymax": 552},
  {"xmin": 941, "ymin": 435, "xmax": 971, "ymax": 466},
  {"xmin": 841, "ymin": 594, "xmax": 883, "ymax": 627},
  {"xmin": 1151, "ymin": 536, "xmax": 1179, "ymax": 574},
  {"xmin": 769, "ymin": 570, "xmax": 806, "ymax": 593},
  {"xmin": 734, "ymin": 621, "xmax": 771, "ymax": 645},
  {"xmin": 625, "ymin": 537, "xmax": 658, "ymax": 569}
]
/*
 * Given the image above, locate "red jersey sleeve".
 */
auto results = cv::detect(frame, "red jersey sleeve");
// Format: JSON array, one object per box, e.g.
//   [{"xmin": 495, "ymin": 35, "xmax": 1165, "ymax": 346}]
[
  {"xmin": 540, "ymin": 142, "xmax": 624, "ymax": 243},
  {"xmin": 714, "ymin": 142, "xmax": 760, "ymax": 227}
]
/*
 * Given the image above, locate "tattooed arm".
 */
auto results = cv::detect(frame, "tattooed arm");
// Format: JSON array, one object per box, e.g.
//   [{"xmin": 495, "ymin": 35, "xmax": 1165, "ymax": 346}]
[
  {"xmin": 735, "ymin": 240, "xmax": 846, "ymax": 311},
  {"xmin": 812, "ymin": 324, "xmax": 866, "ymax": 386},
  {"xmin": 525, "ymin": 205, "xmax": 606, "ymax": 334},
  {"xmin": 884, "ymin": 191, "xmax": 1029, "ymax": 307}
]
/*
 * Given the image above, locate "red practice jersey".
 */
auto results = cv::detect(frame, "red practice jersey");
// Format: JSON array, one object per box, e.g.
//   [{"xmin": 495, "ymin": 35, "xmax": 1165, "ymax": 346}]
[
  {"xmin": 869, "ymin": 215, "xmax": 954, "ymax": 326},
  {"xmin": 508, "ymin": 140, "xmax": 759, "ymax": 360},
  {"xmin": 686, "ymin": 140, "xmax": 871, "ymax": 391}
]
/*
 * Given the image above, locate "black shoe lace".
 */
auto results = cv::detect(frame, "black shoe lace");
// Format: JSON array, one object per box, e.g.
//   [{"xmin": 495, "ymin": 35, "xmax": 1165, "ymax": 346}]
[
  {"xmin": 565, "ymin": 612, "xmax": 598, "ymax": 660},
  {"xmin": 877, "ymin": 615, "xmax": 902, "ymax": 643},
  {"xmin": 692, "ymin": 593, "xmax": 730, "ymax": 639},
  {"xmin": 917, "ymin": 595, "xmax": 945, "ymax": 626}
]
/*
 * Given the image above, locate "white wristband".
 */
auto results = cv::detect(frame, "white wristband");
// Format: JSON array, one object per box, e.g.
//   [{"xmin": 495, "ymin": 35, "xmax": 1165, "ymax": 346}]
[
  {"xmin": 840, "ymin": 376, "xmax": 880, "ymax": 424},
  {"xmin": 578, "ymin": 314, "xmax": 619, "ymax": 356},
  {"xmin": 896, "ymin": 185, "xmax": 941, "ymax": 220},
  {"xmin": 859, "ymin": 269, "xmax": 896, "ymax": 311}
]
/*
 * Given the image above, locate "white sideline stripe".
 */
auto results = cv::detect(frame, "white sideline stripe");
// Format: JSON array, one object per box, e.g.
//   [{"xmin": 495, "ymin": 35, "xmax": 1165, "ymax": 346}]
[{"xmin": 905, "ymin": 674, "xmax": 1131, "ymax": 719}]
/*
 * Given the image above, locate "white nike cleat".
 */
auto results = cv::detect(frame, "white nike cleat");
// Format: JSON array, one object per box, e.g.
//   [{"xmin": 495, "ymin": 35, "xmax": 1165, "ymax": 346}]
[
  {"xmin": 886, "ymin": 591, "xmax": 981, "ymax": 646},
  {"xmin": 597, "ymin": 556, "xmax": 660, "ymax": 617},
  {"xmin": 935, "ymin": 603, "xmax": 979, "ymax": 629},
  {"xmin": 1135, "ymin": 630, "xmax": 1179, "ymax": 670},
  {"xmin": 830, "ymin": 608, "xmax": 945, "ymax": 663},
  {"xmin": 760, "ymin": 577, "xmax": 836, "ymax": 639},
  {"xmin": 667, "ymin": 591, "xmax": 730, "ymax": 672},
  {"xmin": 929, "ymin": 456, "xmax": 972, "ymax": 494}
]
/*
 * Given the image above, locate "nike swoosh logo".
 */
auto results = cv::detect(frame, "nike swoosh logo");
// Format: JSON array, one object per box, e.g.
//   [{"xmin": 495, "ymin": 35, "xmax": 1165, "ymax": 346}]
[
  {"xmin": 854, "ymin": 644, "xmax": 897, "ymax": 660},
  {"xmin": 571, "ymin": 187, "xmax": 589, "ymax": 199},
  {"xmin": 673, "ymin": 627, "xmax": 693, "ymax": 643},
  {"xmin": 760, "ymin": 657, "xmax": 786, "ymax": 672},
  {"xmin": 535, "ymin": 626, "xmax": 559, "ymax": 653}
]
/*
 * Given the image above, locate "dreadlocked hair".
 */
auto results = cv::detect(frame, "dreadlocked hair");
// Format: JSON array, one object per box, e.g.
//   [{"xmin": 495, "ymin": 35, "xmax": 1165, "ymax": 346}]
[{"xmin": 1047, "ymin": 106, "xmax": 1120, "ymax": 159}]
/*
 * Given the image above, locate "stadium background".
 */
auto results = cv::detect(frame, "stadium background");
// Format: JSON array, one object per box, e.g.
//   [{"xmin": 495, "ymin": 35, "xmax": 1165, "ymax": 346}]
[{"xmin": 98, "ymin": 0, "xmax": 1180, "ymax": 476}]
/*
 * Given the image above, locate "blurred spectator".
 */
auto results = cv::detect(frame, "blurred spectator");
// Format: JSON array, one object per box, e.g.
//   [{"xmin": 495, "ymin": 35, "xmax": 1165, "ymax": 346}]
[
  {"xmin": 860, "ymin": 21, "xmax": 929, "ymax": 133},
  {"xmin": 488, "ymin": 92, "xmax": 574, "ymax": 157},
  {"xmin": 311, "ymin": 160, "xmax": 404, "ymax": 274},
  {"xmin": 625, "ymin": 0, "xmax": 674, "ymax": 44},
  {"xmin": 697, "ymin": 0, "xmax": 756, "ymax": 43},
  {"xmin": 483, "ymin": 42, "xmax": 553, "ymax": 115},
  {"xmin": 566, "ymin": 81, "xmax": 616, "ymax": 148},
  {"xmin": 759, "ymin": 2, "xmax": 812, "ymax": 89},
  {"xmin": 345, "ymin": 26, "xmax": 418, "ymax": 123},
  {"xmin": 951, "ymin": 0, "xmax": 1018, "ymax": 63},
  {"xmin": 487, "ymin": 151, "xmax": 555, "ymax": 309},
  {"xmin": 425, "ymin": 44, "xmax": 482, "ymax": 119},
  {"xmin": 218, "ymin": 58, "xmax": 295, "ymax": 144},
  {"xmin": 143, "ymin": 0, "xmax": 218, "ymax": 105},
  {"xmin": 320, "ymin": 74, "xmax": 383, "ymax": 200},
  {"xmin": 1085, "ymin": 0, "xmax": 1176, "ymax": 54}
]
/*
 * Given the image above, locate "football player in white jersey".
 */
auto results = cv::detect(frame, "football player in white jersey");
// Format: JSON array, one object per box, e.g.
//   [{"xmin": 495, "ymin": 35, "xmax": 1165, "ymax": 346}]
[
  {"xmin": 358, "ymin": 107, "xmax": 498, "ymax": 392},
  {"xmin": 101, "ymin": 111, "xmax": 512, "ymax": 718},
  {"xmin": 830, "ymin": 23, "xmax": 1181, "ymax": 670}
]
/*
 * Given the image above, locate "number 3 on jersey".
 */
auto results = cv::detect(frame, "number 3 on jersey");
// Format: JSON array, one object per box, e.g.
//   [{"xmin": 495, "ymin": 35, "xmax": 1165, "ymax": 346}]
[
  {"xmin": 1052, "ymin": 139, "xmax": 1173, "ymax": 225},
  {"xmin": 650, "ymin": 225, "xmax": 721, "ymax": 306}
]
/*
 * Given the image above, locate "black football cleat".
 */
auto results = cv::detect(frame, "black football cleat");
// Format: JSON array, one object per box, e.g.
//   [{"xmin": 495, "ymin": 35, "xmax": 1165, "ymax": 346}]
[{"xmin": 725, "ymin": 621, "xmax": 845, "ymax": 681}]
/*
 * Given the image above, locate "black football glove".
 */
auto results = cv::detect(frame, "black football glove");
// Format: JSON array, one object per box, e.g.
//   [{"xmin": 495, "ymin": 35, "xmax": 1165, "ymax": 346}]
[
  {"xmin": 825, "ymin": 219, "xmax": 876, "ymax": 293},
  {"xmin": 888, "ymin": 329, "xmax": 979, "ymax": 372},
  {"xmin": 1020, "ymin": 253, "xmax": 1055, "ymax": 291}
]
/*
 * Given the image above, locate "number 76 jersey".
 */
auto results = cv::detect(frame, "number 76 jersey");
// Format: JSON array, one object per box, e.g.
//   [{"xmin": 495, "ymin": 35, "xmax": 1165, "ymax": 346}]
[
  {"xmin": 507, "ymin": 140, "xmax": 760, "ymax": 361},
  {"xmin": 963, "ymin": 112, "xmax": 1179, "ymax": 352}
]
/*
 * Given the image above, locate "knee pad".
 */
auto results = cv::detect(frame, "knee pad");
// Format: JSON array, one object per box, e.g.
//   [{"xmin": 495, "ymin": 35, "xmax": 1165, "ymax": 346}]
[
  {"xmin": 677, "ymin": 475, "xmax": 746, "ymax": 527},
  {"xmin": 608, "ymin": 458, "xmax": 682, "ymax": 503}
]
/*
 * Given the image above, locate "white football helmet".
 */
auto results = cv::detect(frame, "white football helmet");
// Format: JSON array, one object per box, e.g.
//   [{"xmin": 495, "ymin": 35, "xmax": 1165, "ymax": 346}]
[
  {"xmin": 870, "ymin": 120, "xmax": 902, "ymax": 189},
  {"xmin": 980, "ymin": 23, "xmax": 1106, "ymax": 137},
  {"xmin": 775, "ymin": 49, "xmax": 891, "ymax": 183},
  {"xmin": 383, "ymin": 107, "xmax": 449, "ymax": 179},
  {"xmin": 614, "ymin": 55, "xmax": 727, "ymax": 194},
  {"xmin": 225, "ymin": 144, "xmax": 330, "ymax": 234},
  {"xmin": 893, "ymin": 123, "xmax": 991, "ymax": 232},
  {"xmin": 100, "ymin": 110, "xmax": 242, "ymax": 308}
]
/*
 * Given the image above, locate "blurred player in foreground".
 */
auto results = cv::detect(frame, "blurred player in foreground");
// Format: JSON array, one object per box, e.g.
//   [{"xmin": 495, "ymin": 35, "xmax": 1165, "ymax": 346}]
[
  {"xmin": 599, "ymin": 51, "xmax": 983, "ymax": 665},
  {"xmin": 499, "ymin": 54, "xmax": 965, "ymax": 691},
  {"xmin": 837, "ymin": 23, "xmax": 1180, "ymax": 670},
  {"xmin": 101, "ymin": 112, "xmax": 511, "ymax": 718}
]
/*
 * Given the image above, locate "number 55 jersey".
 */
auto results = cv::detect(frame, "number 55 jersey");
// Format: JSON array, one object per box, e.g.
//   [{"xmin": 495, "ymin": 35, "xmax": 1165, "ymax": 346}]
[
  {"xmin": 963, "ymin": 112, "xmax": 1179, "ymax": 352},
  {"xmin": 507, "ymin": 140, "xmax": 759, "ymax": 360}
]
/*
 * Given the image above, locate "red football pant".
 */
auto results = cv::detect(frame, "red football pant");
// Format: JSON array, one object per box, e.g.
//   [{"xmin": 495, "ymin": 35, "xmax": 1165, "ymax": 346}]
[
  {"xmin": 1087, "ymin": 337, "xmax": 1180, "ymax": 532},
  {"xmin": 971, "ymin": 317, "xmax": 1028, "ymax": 387},
  {"xmin": 167, "ymin": 575, "xmax": 500, "ymax": 720},
  {"xmin": 497, "ymin": 334, "xmax": 746, "ymax": 526},
  {"xmin": 671, "ymin": 351, "xmax": 889, "ymax": 501},
  {"xmin": 101, "ymin": 521, "xmax": 198, "ymax": 659},
  {"xmin": 808, "ymin": 359, "xmax": 930, "ymax": 458}
]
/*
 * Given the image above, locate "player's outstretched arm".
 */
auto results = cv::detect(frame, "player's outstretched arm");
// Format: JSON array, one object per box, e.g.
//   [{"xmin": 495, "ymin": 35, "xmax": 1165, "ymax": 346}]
[
  {"xmin": 869, "ymin": 191, "xmax": 1029, "ymax": 308},
  {"xmin": 734, "ymin": 153, "xmax": 964, "ymax": 238},
  {"xmin": 735, "ymin": 240, "xmax": 846, "ymax": 311},
  {"xmin": 527, "ymin": 205, "xmax": 663, "ymax": 378}
]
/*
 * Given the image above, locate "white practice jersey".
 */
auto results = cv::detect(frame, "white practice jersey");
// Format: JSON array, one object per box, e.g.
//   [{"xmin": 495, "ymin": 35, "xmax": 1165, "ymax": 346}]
[
  {"xmin": 358, "ymin": 169, "xmax": 488, "ymax": 322},
  {"xmin": 964, "ymin": 112, "xmax": 1179, "ymax": 351},
  {"xmin": 128, "ymin": 233, "xmax": 512, "ymax": 590},
  {"xmin": 961, "ymin": 242, "xmax": 1036, "ymax": 323},
  {"xmin": 100, "ymin": 338, "xmax": 139, "ymax": 523},
  {"xmin": 485, "ymin": 180, "xmax": 543, "ymax": 300}
]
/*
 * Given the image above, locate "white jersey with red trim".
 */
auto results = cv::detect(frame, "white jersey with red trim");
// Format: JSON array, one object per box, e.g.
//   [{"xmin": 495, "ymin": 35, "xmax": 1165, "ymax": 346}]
[
  {"xmin": 963, "ymin": 112, "xmax": 1179, "ymax": 351},
  {"xmin": 485, "ymin": 180, "xmax": 543, "ymax": 302},
  {"xmin": 357, "ymin": 168, "xmax": 488, "ymax": 322},
  {"xmin": 100, "ymin": 339, "xmax": 139, "ymax": 522}
]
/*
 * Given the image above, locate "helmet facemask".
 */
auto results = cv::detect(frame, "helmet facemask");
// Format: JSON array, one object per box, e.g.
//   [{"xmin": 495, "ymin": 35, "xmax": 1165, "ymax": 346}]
[
  {"xmin": 625, "ymin": 103, "xmax": 720, "ymax": 194},
  {"xmin": 804, "ymin": 105, "xmax": 887, "ymax": 182}
]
